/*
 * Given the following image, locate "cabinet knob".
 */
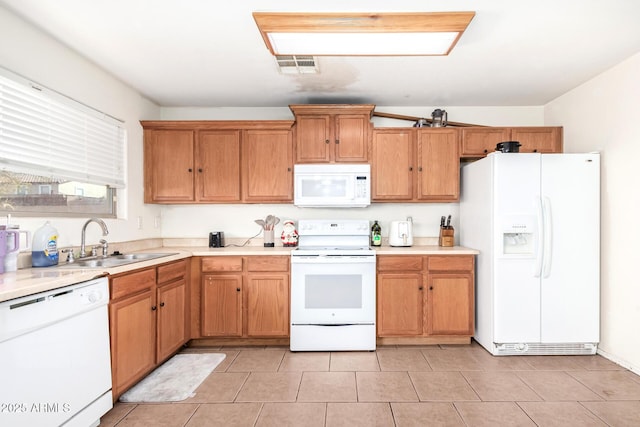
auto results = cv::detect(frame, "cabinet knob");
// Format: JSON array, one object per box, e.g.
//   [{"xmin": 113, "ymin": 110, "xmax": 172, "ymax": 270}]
[
  {"xmin": 409, "ymin": 166, "xmax": 413, "ymax": 171},
  {"xmin": 429, "ymin": 286, "xmax": 433, "ymax": 290},
  {"xmin": 188, "ymin": 168, "xmax": 193, "ymax": 172},
  {"xmin": 419, "ymin": 286, "xmax": 423, "ymax": 290},
  {"xmin": 483, "ymin": 149, "xmax": 488, "ymax": 153},
  {"xmin": 533, "ymin": 149, "xmax": 538, "ymax": 153},
  {"xmin": 335, "ymin": 139, "xmax": 340, "ymax": 144},
  {"xmin": 236, "ymin": 288, "xmax": 241, "ymax": 292},
  {"xmin": 418, "ymin": 167, "xmax": 423, "ymax": 172},
  {"xmin": 325, "ymin": 139, "xmax": 330, "ymax": 144},
  {"xmin": 287, "ymin": 167, "xmax": 292, "ymax": 172},
  {"xmin": 160, "ymin": 301, "xmax": 165, "ymax": 307},
  {"xmin": 151, "ymin": 305, "xmax": 157, "ymax": 311},
  {"xmin": 198, "ymin": 168, "xmax": 203, "ymax": 173}
]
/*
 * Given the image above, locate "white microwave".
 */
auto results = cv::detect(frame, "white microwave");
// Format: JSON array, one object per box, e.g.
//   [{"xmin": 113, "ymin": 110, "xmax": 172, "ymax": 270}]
[{"xmin": 294, "ymin": 164, "xmax": 371, "ymax": 208}]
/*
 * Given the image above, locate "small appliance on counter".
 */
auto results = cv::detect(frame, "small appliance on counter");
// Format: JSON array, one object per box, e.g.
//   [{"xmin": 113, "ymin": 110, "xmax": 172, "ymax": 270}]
[
  {"xmin": 389, "ymin": 217, "xmax": 413, "ymax": 247},
  {"xmin": 209, "ymin": 231, "xmax": 225, "ymax": 248}
]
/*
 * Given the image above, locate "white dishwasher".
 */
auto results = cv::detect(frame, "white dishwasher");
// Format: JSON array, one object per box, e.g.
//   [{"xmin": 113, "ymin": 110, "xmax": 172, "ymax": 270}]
[{"xmin": 0, "ymin": 277, "xmax": 113, "ymax": 427}]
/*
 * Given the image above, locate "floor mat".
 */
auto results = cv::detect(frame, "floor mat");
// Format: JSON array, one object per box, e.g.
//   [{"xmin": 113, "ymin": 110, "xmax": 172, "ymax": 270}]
[{"xmin": 119, "ymin": 353, "xmax": 226, "ymax": 403}]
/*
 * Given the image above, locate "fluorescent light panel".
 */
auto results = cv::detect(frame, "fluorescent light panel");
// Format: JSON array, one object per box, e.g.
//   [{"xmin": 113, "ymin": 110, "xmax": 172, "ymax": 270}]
[
  {"xmin": 268, "ymin": 32, "xmax": 460, "ymax": 56},
  {"xmin": 253, "ymin": 12, "xmax": 475, "ymax": 56}
]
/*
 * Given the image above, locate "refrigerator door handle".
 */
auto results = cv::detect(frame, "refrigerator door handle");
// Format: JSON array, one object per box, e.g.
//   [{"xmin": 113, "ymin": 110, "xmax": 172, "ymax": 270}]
[
  {"xmin": 534, "ymin": 195, "xmax": 544, "ymax": 278},
  {"xmin": 542, "ymin": 196, "xmax": 553, "ymax": 278}
]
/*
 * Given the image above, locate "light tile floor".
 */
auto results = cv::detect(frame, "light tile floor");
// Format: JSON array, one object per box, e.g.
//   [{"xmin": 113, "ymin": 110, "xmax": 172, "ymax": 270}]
[{"xmin": 100, "ymin": 342, "xmax": 640, "ymax": 426}]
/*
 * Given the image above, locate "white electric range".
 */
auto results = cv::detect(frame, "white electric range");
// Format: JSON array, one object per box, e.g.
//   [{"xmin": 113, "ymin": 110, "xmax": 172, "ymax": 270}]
[{"xmin": 290, "ymin": 219, "xmax": 376, "ymax": 351}]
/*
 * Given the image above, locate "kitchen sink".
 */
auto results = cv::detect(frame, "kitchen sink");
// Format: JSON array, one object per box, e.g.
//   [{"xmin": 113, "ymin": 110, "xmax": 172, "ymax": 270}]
[{"xmin": 56, "ymin": 253, "xmax": 178, "ymax": 269}]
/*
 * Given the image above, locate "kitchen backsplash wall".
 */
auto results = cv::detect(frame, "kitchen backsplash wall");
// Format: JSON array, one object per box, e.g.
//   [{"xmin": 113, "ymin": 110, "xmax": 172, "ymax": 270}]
[{"xmin": 160, "ymin": 203, "xmax": 458, "ymax": 242}]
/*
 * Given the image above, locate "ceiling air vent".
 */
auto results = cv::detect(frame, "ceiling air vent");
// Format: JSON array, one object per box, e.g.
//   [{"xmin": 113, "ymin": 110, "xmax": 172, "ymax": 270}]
[{"xmin": 275, "ymin": 55, "xmax": 318, "ymax": 74}]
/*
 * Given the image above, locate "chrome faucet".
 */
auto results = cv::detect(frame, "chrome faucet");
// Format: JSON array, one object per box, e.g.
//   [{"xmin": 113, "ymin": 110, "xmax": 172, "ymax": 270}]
[{"xmin": 80, "ymin": 218, "xmax": 109, "ymax": 258}]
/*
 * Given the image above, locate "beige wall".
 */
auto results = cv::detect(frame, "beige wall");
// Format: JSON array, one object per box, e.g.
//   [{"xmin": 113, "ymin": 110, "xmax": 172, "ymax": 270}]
[
  {"xmin": 0, "ymin": 7, "xmax": 162, "ymax": 247},
  {"xmin": 545, "ymin": 52, "xmax": 640, "ymax": 373}
]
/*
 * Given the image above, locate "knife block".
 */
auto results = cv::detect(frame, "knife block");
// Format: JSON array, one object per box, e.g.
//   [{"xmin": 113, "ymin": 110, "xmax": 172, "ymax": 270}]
[{"xmin": 439, "ymin": 226, "xmax": 454, "ymax": 247}]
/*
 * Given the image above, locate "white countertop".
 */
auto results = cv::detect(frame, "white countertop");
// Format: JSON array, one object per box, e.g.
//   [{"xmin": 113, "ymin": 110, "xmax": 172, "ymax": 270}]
[{"xmin": 0, "ymin": 244, "xmax": 478, "ymax": 303}]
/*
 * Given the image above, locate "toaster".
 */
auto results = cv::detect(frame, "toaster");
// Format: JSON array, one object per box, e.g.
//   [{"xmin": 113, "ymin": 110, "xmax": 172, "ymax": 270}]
[
  {"xmin": 208, "ymin": 231, "xmax": 225, "ymax": 248},
  {"xmin": 388, "ymin": 220, "xmax": 413, "ymax": 247}
]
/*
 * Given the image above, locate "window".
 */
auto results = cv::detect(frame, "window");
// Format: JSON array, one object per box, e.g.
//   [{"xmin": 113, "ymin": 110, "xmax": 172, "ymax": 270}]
[{"xmin": 0, "ymin": 67, "xmax": 125, "ymax": 217}]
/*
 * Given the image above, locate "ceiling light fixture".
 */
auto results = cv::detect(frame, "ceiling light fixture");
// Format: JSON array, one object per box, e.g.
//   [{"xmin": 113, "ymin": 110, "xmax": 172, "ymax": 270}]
[{"xmin": 253, "ymin": 12, "xmax": 475, "ymax": 56}]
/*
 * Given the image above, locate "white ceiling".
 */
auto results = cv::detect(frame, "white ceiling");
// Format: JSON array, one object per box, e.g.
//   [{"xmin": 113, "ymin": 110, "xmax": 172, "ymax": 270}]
[{"xmin": 2, "ymin": 0, "xmax": 640, "ymax": 108}]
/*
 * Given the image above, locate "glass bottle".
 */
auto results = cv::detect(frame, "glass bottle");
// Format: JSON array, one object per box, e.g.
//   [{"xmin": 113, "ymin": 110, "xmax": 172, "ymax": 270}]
[{"xmin": 371, "ymin": 220, "xmax": 382, "ymax": 247}]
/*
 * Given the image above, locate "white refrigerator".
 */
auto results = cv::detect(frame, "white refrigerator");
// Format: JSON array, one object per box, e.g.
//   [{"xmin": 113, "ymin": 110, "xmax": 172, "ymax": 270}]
[{"xmin": 460, "ymin": 152, "xmax": 600, "ymax": 355}]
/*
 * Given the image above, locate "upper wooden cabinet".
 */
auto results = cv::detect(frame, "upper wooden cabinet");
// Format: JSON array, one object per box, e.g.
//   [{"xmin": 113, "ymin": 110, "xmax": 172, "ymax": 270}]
[
  {"xmin": 416, "ymin": 129, "xmax": 460, "ymax": 201},
  {"xmin": 371, "ymin": 128, "xmax": 414, "ymax": 200},
  {"xmin": 198, "ymin": 130, "xmax": 241, "ymax": 202},
  {"xmin": 142, "ymin": 121, "xmax": 294, "ymax": 204},
  {"xmin": 289, "ymin": 104, "xmax": 374, "ymax": 163},
  {"xmin": 461, "ymin": 126, "xmax": 563, "ymax": 157},
  {"xmin": 242, "ymin": 129, "xmax": 293, "ymax": 202},
  {"xmin": 144, "ymin": 129, "xmax": 196, "ymax": 202},
  {"xmin": 371, "ymin": 128, "xmax": 459, "ymax": 202}
]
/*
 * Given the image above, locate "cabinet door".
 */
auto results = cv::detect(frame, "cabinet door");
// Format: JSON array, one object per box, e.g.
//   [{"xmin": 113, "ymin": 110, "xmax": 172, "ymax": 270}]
[
  {"xmin": 197, "ymin": 130, "xmax": 241, "ymax": 202},
  {"xmin": 460, "ymin": 127, "xmax": 510, "ymax": 157},
  {"xmin": 511, "ymin": 127, "xmax": 563, "ymax": 153},
  {"xmin": 294, "ymin": 115, "xmax": 331, "ymax": 163},
  {"xmin": 417, "ymin": 129, "xmax": 460, "ymax": 201},
  {"xmin": 201, "ymin": 274, "xmax": 243, "ymax": 337},
  {"xmin": 157, "ymin": 279, "xmax": 187, "ymax": 363},
  {"xmin": 371, "ymin": 129, "xmax": 414, "ymax": 200},
  {"xmin": 334, "ymin": 114, "xmax": 370, "ymax": 162},
  {"xmin": 245, "ymin": 273, "xmax": 289, "ymax": 337},
  {"xmin": 426, "ymin": 273, "xmax": 474, "ymax": 335},
  {"xmin": 377, "ymin": 273, "xmax": 424, "ymax": 336},
  {"xmin": 144, "ymin": 129, "xmax": 195, "ymax": 202},
  {"xmin": 242, "ymin": 129, "xmax": 293, "ymax": 202},
  {"xmin": 110, "ymin": 290, "xmax": 156, "ymax": 397}
]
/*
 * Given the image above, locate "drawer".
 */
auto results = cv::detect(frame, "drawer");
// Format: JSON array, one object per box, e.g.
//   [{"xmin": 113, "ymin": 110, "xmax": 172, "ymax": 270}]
[
  {"xmin": 246, "ymin": 256, "xmax": 289, "ymax": 272},
  {"xmin": 111, "ymin": 268, "xmax": 156, "ymax": 300},
  {"xmin": 201, "ymin": 256, "xmax": 243, "ymax": 272},
  {"xmin": 157, "ymin": 259, "xmax": 187, "ymax": 285},
  {"xmin": 377, "ymin": 256, "xmax": 423, "ymax": 272},
  {"xmin": 427, "ymin": 256, "xmax": 474, "ymax": 272}
]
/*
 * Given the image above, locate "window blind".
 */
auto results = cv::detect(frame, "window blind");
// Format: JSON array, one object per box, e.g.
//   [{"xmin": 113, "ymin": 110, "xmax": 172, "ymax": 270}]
[{"xmin": 0, "ymin": 68, "xmax": 126, "ymax": 188}]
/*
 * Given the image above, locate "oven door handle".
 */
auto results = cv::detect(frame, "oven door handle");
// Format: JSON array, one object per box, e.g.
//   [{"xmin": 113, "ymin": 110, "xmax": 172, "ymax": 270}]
[{"xmin": 291, "ymin": 255, "xmax": 376, "ymax": 264}]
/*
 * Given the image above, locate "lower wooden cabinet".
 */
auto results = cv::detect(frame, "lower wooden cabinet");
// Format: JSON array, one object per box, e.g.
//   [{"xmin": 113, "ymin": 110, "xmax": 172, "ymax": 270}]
[
  {"xmin": 200, "ymin": 256, "xmax": 289, "ymax": 339},
  {"xmin": 426, "ymin": 256, "xmax": 474, "ymax": 336},
  {"xmin": 156, "ymin": 260, "xmax": 188, "ymax": 360},
  {"xmin": 110, "ymin": 288, "xmax": 156, "ymax": 398},
  {"xmin": 109, "ymin": 259, "xmax": 189, "ymax": 400},
  {"xmin": 202, "ymin": 274, "xmax": 243, "ymax": 337},
  {"xmin": 377, "ymin": 255, "xmax": 475, "ymax": 340}
]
